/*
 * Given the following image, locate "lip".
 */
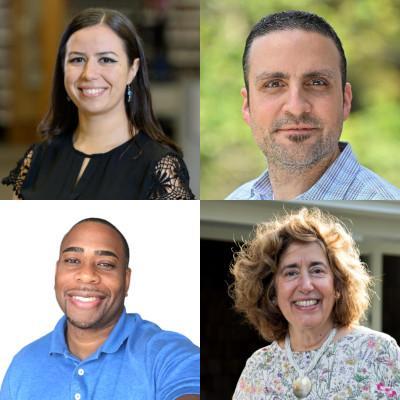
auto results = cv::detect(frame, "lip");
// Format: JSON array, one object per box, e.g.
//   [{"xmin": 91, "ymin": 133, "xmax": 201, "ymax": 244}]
[
  {"xmin": 78, "ymin": 87, "xmax": 108, "ymax": 97},
  {"xmin": 278, "ymin": 127, "xmax": 317, "ymax": 133},
  {"xmin": 66, "ymin": 289, "xmax": 106, "ymax": 309},
  {"xmin": 292, "ymin": 298, "xmax": 321, "ymax": 311}
]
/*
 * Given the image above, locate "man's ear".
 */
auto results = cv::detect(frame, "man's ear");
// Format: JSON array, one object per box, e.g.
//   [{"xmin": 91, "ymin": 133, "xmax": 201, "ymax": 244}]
[
  {"xmin": 124, "ymin": 267, "xmax": 132, "ymax": 295},
  {"xmin": 241, "ymin": 87, "xmax": 251, "ymax": 126},
  {"xmin": 343, "ymin": 82, "xmax": 352, "ymax": 121}
]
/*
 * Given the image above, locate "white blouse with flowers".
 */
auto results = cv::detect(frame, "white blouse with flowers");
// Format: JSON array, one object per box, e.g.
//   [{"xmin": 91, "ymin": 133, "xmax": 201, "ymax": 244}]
[{"xmin": 233, "ymin": 326, "xmax": 400, "ymax": 399}]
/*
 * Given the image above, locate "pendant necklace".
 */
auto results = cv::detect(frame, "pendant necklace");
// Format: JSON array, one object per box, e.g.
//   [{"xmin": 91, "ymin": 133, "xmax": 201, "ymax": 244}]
[{"xmin": 285, "ymin": 328, "xmax": 337, "ymax": 399}]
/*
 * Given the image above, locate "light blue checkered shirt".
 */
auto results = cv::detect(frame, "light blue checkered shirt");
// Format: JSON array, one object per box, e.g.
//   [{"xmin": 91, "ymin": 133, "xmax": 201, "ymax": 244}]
[{"xmin": 226, "ymin": 142, "xmax": 400, "ymax": 200}]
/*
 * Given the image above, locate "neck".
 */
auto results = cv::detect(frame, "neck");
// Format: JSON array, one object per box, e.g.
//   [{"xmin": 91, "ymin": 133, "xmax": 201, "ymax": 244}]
[
  {"xmin": 288, "ymin": 322, "xmax": 335, "ymax": 352},
  {"xmin": 268, "ymin": 147, "xmax": 340, "ymax": 200},
  {"xmin": 66, "ymin": 321, "xmax": 116, "ymax": 360},
  {"xmin": 74, "ymin": 109, "xmax": 134, "ymax": 154}
]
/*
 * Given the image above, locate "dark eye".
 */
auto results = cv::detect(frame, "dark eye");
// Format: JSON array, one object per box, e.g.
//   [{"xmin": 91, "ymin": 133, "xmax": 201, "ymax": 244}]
[
  {"xmin": 69, "ymin": 57, "xmax": 85, "ymax": 64},
  {"xmin": 64, "ymin": 258, "xmax": 80, "ymax": 264},
  {"xmin": 311, "ymin": 266, "xmax": 324, "ymax": 274},
  {"xmin": 284, "ymin": 270, "xmax": 298, "ymax": 278},
  {"xmin": 266, "ymin": 80, "xmax": 284, "ymax": 89},
  {"xmin": 97, "ymin": 262, "xmax": 115, "ymax": 270},
  {"xmin": 309, "ymin": 79, "xmax": 327, "ymax": 86},
  {"xmin": 100, "ymin": 57, "xmax": 117, "ymax": 64}
]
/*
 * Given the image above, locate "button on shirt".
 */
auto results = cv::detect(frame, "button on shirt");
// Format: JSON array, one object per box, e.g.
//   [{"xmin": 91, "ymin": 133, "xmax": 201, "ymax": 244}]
[
  {"xmin": 226, "ymin": 142, "xmax": 400, "ymax": 200},
  {"xmin": 0, "ymin": 309, "xmax": 199, "ymax": 400}
]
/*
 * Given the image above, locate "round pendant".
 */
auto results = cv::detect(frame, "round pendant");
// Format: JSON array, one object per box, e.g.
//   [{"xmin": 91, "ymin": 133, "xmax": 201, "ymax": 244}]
[{"xmin": 292, "ymin": 376, "xmax": 312, "ymax": 398}]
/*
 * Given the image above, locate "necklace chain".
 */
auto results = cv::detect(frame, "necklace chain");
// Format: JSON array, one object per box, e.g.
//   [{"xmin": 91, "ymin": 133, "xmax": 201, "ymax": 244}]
[{"xmin": 285, "ymin": 328, "xmax": 337, "ymax": 377}]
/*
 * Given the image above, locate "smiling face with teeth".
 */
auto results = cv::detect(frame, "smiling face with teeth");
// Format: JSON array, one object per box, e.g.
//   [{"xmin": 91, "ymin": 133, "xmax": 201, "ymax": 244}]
[
  {"xmin": 275, "ymin": 240, "xmax": 336, "ymax": 336},
  {"xmin": 55, "ymin": 221, "xmax": 131, "ymax": 331},
  {"xmin": 63, "ymin": 24, "xmax": 138, "ymax": 118}
]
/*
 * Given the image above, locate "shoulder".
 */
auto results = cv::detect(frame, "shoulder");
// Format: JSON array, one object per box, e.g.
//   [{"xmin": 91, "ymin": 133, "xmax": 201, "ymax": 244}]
[
  {"xmin": 134, "ymin": 131, "xmax": 180, "ymax": 162},
  {"xmin": 350, "ymin": 164, "xmax": 400, "ymax": 200},
  {"xmin": 242, "ymin": 342, "xmax": 279, "ymax": 370},
  {"xmin": 6, "ymin": 330, "xmax": 53, "ymax": 373},
  {"xmin": 225, "ymin": 178, "xmax": 259, "ymax": 200},
  {"xmin": 351, "ymin": 326, "xmax": 398, "ymax": 345},
  {"xmin": 126, "ymin": 313, "xmax": 199, "ymax": 355},
  {"xmin": 340, "ymin": 326, "xmax": 399, "ymax": 356}
]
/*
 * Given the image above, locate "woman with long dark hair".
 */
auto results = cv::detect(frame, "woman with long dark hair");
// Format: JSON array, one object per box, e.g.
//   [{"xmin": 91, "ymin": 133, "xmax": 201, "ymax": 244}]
[{"xmin": 2, "ymin": 8, "xmax": 194, "ymax": 199}]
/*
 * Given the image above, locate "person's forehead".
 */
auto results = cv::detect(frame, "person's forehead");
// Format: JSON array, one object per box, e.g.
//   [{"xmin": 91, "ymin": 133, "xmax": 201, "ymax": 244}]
[
  {"xmin": 61, "ymin": 222, "xmax": 123, "ymax": 252},
  {"xmin": 279, "ymin": 241, "xmax": 327, "ymax": 264},
  {"xmin": 248, "ymin": 29, "xmax": 341, "ymax": 78},
  {"xmin": 66, "ymin": 24, "xmax": 125, "ymax": 54}
]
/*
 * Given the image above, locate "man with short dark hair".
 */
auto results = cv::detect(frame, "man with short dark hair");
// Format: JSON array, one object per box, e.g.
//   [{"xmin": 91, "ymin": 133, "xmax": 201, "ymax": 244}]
[
  {"xmin": 226, "ymin": 10, "xmax": 400, "ymax": 200},
  {"xmin": 0, "ymin": 218, "xmax": 199, "ymax": 400}
]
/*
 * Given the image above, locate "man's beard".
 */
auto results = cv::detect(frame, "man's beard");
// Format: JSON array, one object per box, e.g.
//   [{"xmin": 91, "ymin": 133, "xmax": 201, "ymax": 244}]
[
  {"xmin": 66, "ymin": 316, "xmax": 103, "ymax": 329},
  {"xmin": 254, "ymin": 114, "xmax": 342, "ymax": 173}
]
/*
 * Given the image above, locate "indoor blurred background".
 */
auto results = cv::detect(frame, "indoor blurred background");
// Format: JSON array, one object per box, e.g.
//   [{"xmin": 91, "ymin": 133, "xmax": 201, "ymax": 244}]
[
  {"xmin": 0, "ymin": 0, "xmax": 199, "ymax": 198},
  {"xmin": 201, "ymin": 0, "xmax": 400, "ymax": 199}
]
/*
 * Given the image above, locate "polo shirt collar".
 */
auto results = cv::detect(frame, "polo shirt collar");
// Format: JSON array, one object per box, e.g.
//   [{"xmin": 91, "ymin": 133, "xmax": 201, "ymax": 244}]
[
  {"xmin": 49, "ymin": 307, "xmax": 132, "ymax": 358},
  {"xmin": 251, "ymin": 142, "xmax": 358, "ymax": 200}
]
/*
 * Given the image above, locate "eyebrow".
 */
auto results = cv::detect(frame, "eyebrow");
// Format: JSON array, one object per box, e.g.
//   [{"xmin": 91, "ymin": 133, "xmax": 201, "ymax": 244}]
[
  {"xmin": 62, "ymin": 247, "xmax": 119, "ymax": 259},
  {"xmin": 280, "ymin": 261, "xmax": 326, "ymax": 270},
  {"xmin": 255, "ymin": 69, "xmax": 335, "ymax": 84},
  {"xmin": 67, "ymin": 51, "xmax": 119, "ymax": 57}
]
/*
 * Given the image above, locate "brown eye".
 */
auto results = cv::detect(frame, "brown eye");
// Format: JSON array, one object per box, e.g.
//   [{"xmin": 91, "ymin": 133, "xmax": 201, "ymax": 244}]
[
  {"xmin": 309, "ymin": 79, "xmax": 327, "ymax": 86},
  {"xmin": 64, "ymin": 258, "xmax": 80, "ymax": 264},
  {"xmin": 97, "ymin": 262, "xmax": 115, "ymax": 270},
  {"xmin": 266, "ymin": 80, "xmax": 283, "ymax": 89}
]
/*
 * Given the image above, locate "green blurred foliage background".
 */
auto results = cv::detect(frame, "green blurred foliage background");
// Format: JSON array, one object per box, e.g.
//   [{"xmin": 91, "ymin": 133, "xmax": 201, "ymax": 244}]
[{"xmin": 201, "ymin": 0, "xmax": 400, "ymax": 199}]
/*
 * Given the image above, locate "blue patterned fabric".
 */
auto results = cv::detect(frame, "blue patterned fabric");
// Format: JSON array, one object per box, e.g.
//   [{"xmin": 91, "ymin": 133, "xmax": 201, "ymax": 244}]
[{"xmin": 226, "ymin": 142, "xmax": 400, "ymax": 200}]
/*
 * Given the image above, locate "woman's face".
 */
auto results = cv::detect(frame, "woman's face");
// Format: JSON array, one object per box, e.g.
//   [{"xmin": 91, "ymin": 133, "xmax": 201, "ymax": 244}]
[
  {"xmin": 275, "ymin": 241, "xmax": 336, "ymax": 334},
  {"xmin": 64, "ymin": 24, "xmax": 139, "ymax": 118}
]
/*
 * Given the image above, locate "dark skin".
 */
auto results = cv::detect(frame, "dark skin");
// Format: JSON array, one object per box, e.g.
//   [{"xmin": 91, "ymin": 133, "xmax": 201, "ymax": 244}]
[
  {"xmin": 55, "ymin": 221, "xmax": 131, "ymax": 360},
  {"xmin": 55, "ymin": 222, "xmax": 199, "ymax": 399}
]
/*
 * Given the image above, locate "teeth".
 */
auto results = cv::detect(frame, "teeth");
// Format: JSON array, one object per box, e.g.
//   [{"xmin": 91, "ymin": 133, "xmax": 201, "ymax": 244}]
[
  {"xmin": 81, "ymin": 88, "xmax": 105, "ymax": 96},
  {"xmin": 295, "ymin": 300, "xmax": 318, "ymax": 307},
  {"xmin": 73, "ymin": 296, "xmax": 98, "ymax": 303}
]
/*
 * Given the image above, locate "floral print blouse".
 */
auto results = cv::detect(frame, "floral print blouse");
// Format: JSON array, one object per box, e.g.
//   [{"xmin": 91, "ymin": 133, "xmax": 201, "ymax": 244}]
[{"xmin": 233, "ymin": 326, "xmax": 400, "ymax": 399}]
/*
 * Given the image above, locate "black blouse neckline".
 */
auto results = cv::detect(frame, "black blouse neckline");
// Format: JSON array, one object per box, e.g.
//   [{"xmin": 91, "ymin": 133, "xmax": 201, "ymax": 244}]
[{"xmin": 70, "ymin": 131, "xmax": 144, "ymax": 158}]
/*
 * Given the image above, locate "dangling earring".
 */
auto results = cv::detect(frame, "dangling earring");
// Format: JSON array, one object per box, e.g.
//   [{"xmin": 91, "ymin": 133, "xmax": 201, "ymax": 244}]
[
  {"xmin": 126, "ymin": 84, "xmax": 133, "ymax": 103},
  {"xmin": 66, "ymin": 95, "xmax": 71, "ymax": 102}
]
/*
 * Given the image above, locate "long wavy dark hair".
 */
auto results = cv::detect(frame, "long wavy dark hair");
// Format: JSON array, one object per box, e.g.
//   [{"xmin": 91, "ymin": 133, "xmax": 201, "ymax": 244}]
[{"xmin": 38, "ymin": 7, "xmax": 180, "ymax": 153}]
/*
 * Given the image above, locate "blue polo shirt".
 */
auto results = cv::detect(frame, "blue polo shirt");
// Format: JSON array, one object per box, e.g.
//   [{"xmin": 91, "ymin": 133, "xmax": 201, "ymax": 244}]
[{"xmin": 0, "ymin": 309, "xmax": 199, "ymax": 400}]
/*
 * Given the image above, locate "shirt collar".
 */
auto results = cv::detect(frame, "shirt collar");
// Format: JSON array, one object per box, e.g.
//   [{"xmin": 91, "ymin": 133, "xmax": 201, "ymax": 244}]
[
  {"xmin": 49, "ymin": 307, "xmax": 132, "ymax": 358},
  {"xmin": 251, "ymin": 142, "xmax": 359, "ymax": 200}
]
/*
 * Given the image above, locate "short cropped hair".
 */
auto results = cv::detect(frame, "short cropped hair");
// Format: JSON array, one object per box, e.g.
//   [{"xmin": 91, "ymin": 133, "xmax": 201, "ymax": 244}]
[
  {"xmin": 242, "ymin": 10, "xmax": 347, "ymax": 93},
  {"xmin": 68, "ymin": 218, "xmax": 130, "ymax": 266},
  {"xmin": 230, "ymin": 208, "xmax": 371, "ymax": 341}
]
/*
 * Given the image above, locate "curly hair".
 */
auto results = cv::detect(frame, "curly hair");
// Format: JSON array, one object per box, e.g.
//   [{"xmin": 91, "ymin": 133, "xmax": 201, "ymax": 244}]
[{"xmin": 230, "ymin": 207, "xmax": 372, "ymax": 342}]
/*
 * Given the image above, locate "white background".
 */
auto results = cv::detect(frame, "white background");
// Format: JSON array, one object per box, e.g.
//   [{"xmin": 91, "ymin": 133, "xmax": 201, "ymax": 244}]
[{"xmin": 0, "ymin": 200, "xmax": 199, "ymax": 383}]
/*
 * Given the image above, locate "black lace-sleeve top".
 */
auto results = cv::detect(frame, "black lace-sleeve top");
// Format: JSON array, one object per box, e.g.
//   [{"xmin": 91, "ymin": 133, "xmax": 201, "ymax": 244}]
[{"xmin": 1, "ymin": 131, "xmax": 194, "ymax": 200}]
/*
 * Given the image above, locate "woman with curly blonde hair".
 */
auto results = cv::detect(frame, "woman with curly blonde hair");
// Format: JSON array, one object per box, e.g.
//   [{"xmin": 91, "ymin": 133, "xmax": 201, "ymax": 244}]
[{"xmin": 231, "ymin": 207, "xmax": 400, "ymax": 399}]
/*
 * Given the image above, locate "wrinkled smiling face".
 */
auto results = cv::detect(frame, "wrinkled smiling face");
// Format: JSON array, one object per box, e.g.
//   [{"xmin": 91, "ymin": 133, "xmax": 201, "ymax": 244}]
[
  {"xmin": 55, "ymin": 221, "xmax": 131, "ymax": 330},
  {"xmin": 275, "ymin": 241, "xmax": 336, "ymax": 332},
  {"xmin": 242, "ymin": 29, "xmax": 352, "ymax": 171}
]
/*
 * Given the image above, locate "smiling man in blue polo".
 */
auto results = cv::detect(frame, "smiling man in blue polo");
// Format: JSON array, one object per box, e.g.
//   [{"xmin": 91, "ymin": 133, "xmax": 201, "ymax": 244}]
[{"xmin": 0, "ymin": 218, "xmax": 199, "ymax": 400}]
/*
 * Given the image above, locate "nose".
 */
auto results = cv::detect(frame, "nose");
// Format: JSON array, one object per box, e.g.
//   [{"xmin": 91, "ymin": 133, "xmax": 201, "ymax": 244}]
[
  {"xmin": 281, "ymin": 85, "xmax": 312, "ymax": 117},
  {"xmin": 298, "ymin": 271, "xmax": 314, "ymax": 292},
  {"xmin": 81, "ymin": 59, "xmax": 99, "ymax": 80},
  {"xmin": 76, "ymin": 263, "xmax": 100, "ymax": 284}
]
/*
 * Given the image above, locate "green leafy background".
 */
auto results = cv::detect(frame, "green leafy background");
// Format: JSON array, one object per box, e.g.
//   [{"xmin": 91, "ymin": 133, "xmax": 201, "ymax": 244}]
[{"xmin": 201, "ymin": 0, "xmax": 400, "ymax": 199}]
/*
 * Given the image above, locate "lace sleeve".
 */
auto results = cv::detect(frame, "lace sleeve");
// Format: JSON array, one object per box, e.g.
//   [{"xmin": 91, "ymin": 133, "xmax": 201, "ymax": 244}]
[
  {"xmin": 1, "ymin": 145, "xmax": 35, "ymax": 199},
  {"xmin": 149, "ymin": 153, "xmax": 195, "ymax": 200}
]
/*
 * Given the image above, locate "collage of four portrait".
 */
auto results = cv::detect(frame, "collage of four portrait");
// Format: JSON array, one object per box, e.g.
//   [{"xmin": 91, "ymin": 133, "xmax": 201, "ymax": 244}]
[{"xmin": 0, "ymin": 1, "xmax": 400, "ymax": 399}]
